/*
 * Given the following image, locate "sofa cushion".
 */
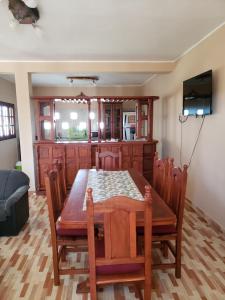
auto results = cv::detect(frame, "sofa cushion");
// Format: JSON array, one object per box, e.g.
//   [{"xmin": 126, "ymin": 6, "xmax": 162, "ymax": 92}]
[{"xmin": 3, "ymin": 170, "xmax": 29, "ymax": 199}]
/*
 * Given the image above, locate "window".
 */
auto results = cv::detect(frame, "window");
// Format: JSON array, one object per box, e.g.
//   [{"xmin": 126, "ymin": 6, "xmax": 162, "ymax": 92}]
[{"xmin": 0, "ymin": 101, "xmax": 16, "ymax": 141}]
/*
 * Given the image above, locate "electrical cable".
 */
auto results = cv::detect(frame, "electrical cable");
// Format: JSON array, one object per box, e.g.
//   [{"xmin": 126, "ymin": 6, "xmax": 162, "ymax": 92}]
[
  {"xmin": 179, "ymin": 115, "xmax": 205, "ymax": 167},
  {"xmin": 187, "ymin": 115, "xmax": 205, "ymax": 167}
]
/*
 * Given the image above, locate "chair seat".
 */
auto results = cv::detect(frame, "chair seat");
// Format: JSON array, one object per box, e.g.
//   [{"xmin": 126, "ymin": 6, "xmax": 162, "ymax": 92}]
[
  {"xmin": 56, "ymin": 223, "xmax": 87, "ymax": 237},
  {"xmin": 95, "ymin": 239, "xmax": 143, "ymax": 275},
  {"xmin": 137, "ymin": 224, "xmax": 177, "ymax": 236},
  {"xmin": 153, "ymin": 225, "xmax": 177, "ymax": 235}
]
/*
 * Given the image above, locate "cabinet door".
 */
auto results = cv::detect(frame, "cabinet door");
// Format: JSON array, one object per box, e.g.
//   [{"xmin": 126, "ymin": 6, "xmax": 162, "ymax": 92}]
[
  {"xmin": 132, "ymin": 157, "xmax": 143, "ymax": 174},
  {"xmin": 65, "ymin": 146, "xmax": 77, "ymax": 187},
  {"xmin": 36, "ymin": 145, "xmax": 53, "ymax": 190},
  {"xmin": 121, "ymin": 144, "xmax": 132, "ymax": 170},
  {"xmin": 77, "ymin": 145, "xmax": 91, "ymax": 169},
  {"xmin": 132, "ymin": 144, "xmax": 143, "ymax": 174}
]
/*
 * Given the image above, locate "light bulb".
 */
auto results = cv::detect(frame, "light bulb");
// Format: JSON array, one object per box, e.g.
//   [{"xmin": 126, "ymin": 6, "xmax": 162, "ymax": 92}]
[
  {"xmin": 9, "ymin": 18, "xmax": 18, "ymax": 30},
  {"xmin": 22, "ymin": 0, "xmax": 38, "ymax": 8}
]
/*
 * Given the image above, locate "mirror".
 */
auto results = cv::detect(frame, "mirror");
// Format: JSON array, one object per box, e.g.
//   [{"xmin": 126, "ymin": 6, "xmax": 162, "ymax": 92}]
[
  {"xmin": 54, "ymin": 100, "xmax": 99, "ymax": 141},
  {"xmin": 54, "ymin": 100, "xmax": 137, "ymax": 141}
]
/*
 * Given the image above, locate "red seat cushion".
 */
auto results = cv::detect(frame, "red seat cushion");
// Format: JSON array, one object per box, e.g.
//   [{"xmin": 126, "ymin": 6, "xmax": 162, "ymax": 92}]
[
  {"xmin": 56, "ymin": 223, "xmax": 87, "ymax": 237},
  {"xmin": 137, "ymin": 225, "xmax": 177, "ymax": 236},
  {"xmin": 95, "ymin": 240, "xmax": 143, "ymax": 275},
  {"xmin": 153, "ymin": 225, "xmax": 177, "ymax": 235}
]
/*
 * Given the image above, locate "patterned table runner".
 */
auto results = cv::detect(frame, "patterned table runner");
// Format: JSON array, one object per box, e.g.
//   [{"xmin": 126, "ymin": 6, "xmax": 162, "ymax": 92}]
[{"xmin": 83, "ymin": 170, "xmax": 144, "ymax": 210}]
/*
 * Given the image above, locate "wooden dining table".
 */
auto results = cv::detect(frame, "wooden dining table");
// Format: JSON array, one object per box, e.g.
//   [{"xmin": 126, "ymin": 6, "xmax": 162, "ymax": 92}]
[{"xmin": 58, "ymin": 169, "xmax": 176, "ymax": 229}]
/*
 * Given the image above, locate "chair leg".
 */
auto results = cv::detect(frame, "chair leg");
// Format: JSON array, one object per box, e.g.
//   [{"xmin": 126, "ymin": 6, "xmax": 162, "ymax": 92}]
[
  {"xmin": 61, "ymin": 246, "xmax": 67, "ymax": 262},
  {"xmin": 175, "ymin": 238, "xmax": 181, "ymax": 278},
  {"xmin": 90, "ymin": 284, "xmax": 97, "ymax": 300},
  {"xmin": 133, "ymin": 283, "xmax": 143, "ymax": 300},
  {"xmin": 52, "ymin": 247, "xmax": 60, "ymax": 285},
  {"xmin": 144, "ymin": 281, "xmax": 151, "ymax": 300},
  {"xmin": 161, "ymin": 241, "xmax": 168, "ymax": 258}
]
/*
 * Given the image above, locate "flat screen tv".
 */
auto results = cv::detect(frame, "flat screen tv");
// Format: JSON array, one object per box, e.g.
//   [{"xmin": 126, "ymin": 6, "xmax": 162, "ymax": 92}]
[{"xmin": 183, "ymin": 70, "xmax": 212, "ymax": 116}]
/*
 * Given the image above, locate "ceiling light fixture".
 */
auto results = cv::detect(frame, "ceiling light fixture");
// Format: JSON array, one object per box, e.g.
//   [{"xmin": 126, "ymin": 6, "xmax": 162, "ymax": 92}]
[
  {"xmin": 22, "ymin": 0, "xmax": 38, "ymax": 8},
  {"xmin": 67, "ymin": 76, "xmax": 99, "ymax": 87}
]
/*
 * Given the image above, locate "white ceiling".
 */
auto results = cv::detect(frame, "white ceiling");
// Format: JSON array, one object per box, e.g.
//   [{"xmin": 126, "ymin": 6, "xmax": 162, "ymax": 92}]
[
  {"xmin": 0, "ymin": 0, "xmax": 225, "ymax": 61},
  {"xmin": 0, "ymin": 1, "xmax": 225, "ymax": 86}
]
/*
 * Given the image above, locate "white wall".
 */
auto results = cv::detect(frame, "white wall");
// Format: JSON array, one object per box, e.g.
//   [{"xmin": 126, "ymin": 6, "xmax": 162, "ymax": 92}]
[
  {"xmin": 143, "ymin": 25, "xmax": 225, "ymax": 229},
  {"xmin": 0, "ymin": 77, "xmax": 18, "ymax": 169}
]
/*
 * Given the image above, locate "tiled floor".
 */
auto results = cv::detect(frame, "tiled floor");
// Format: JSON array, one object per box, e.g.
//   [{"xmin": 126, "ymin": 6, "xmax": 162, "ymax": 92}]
[{"xmin": 0, "ymin": 193, "xmax": 225, "ymax": 299}]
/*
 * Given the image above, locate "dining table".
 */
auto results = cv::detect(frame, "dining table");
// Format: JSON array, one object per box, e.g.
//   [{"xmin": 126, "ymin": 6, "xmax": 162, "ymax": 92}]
[
  {"xmin": 58, "ymin": 169, "xmax": 176, "ymax": 230},
  {"xmin": 58, "ymin": 168, "xmax": 176, "ymax": 295}
]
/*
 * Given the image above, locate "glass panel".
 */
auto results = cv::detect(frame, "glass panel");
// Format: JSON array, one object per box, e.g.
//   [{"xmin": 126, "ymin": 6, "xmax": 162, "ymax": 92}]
[
  {"xmin": 41, "ymin": 120, "xmax": 52, "ymax": 140},
  {"xmin": 4, "ymin": 125, "xmax": 9, "ymax": 136},
  {"xmin": 90, "ymin": 100, "xmax": 98, "ymax": 142},
  {"xmin": 114, "ymin": 104, "xmax": 122, "ymax": 139},
  {"xmin": 0, "ymin": 126, "xmax": 3, "ymax": 137},
  {"xmin": 141, "ymin": 120, "xmax": 148, "ymax": 137},
  {"xmin": 3, "ymin": 106, "xmax": 8, "ymax": 116},
  {"xmin": 40, "ymin": 102, "xmax": 51, "ymax": 116},
  {"xmin": 55, "ymin": 101, "xmax": 88, "ymax": 141},
  {"xmin": 141, "ymin": 104, "xmax": 148, "ymax": 117},
  {"xmin": 104, "ymin": 103, "xmax": 111, "ymax": 140},
  {"xmin": 122, "ymin": 101, "xmax": 136, "ymax": 141}
]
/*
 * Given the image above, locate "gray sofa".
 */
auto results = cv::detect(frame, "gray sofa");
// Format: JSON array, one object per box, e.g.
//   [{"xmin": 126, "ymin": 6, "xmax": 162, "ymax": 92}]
[{"xmin": 0, "ymin": 170, "xmax": 30, "ymax": 236}]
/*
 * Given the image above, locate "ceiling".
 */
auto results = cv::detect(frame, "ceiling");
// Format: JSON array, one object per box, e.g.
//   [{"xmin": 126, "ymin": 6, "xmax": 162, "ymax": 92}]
[
  {"xmin": 0, "ymin": 1, "xmax": 225, "ymax": 87},
  {"xmin": 0, "ymin": 0, "xmax": 224, "ymax": 61},
  {"xmin": 0, "ymin": 72, "xmax": 153, "ymax": 87}
]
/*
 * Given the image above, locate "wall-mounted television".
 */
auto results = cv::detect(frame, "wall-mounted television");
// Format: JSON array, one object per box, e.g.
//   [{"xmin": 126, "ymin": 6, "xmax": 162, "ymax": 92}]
[{"xmin": 183, "ymin": 70, "xmax": 212, "ymax": 116}]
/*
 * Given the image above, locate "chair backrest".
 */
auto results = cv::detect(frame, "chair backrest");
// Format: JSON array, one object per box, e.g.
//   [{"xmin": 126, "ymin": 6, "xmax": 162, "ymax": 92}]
[
  {"xmin": 167, "ymin": 164, "xmax": 188, "ymax": 231},
  {"xmin": 53, "ymin": 159, "xmax": 67, "ymax": 206},
  {"xmin": 153, "ymin": 152, "xmax": 173, "ymax": 202},
  {"xmin": 44, "ymin": 170, "xmax": 62, "ymax": 238},
  {"xmin": 96, "ymin": 150, "xmax": 122, "ymax": 171},
  {"xmin": 86, "ymin": 186, "xmax": 152, "ymax": 287}
]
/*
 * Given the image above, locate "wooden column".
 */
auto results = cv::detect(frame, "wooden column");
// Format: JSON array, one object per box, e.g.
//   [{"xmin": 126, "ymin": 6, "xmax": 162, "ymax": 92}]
[
  {"xmin": 88, "ymin": 100, "xmax": 91, "ymax": 143},
  {"xmin": 147, "ymin": 99, "xmax": 153, "ymax": 141},
  {"xmin": 98, "ymin": 99, "xmax": 101, "ymax": 143}
]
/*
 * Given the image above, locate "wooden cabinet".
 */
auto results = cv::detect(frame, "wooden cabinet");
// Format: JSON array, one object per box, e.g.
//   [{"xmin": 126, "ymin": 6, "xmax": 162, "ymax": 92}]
[
  {"xmin": 34, "ymin": 141, "xmax": 157, "ymax": 192},
  {"xmin": 35, "ymin": 100, "xmax": 55, "ymax": 141},
  {"xmin": 65, "ymin": 144, "xmax": 91, "ymax": 187}
]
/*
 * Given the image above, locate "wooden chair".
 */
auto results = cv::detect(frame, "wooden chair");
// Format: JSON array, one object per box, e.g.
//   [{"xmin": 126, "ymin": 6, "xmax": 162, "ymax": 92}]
[
  {"xmin": 152, "ymin": 164, "xmax": 188, "ymax": 278},
  {"xmin": 153, "ymin": 152, "xmax": 174, "ymax": 203},
  {"xmin": 53, "ymin": 159, "xmax": 67, "ymax": 209},
  {"xmin": 86, "ymin": 186, "xmax": 152, "ymax": 300},
  {"xmin": 45, "ymin": 170, "xmax": 88, "ymax": 286},
  {"xmin": 96, "ymin": 150, "xmax": 122, "ymax": 171}
]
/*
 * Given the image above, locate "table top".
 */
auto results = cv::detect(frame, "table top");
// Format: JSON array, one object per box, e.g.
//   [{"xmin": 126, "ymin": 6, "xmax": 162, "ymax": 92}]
[{"xmin": 59, "ymin": 169, "xmax": 176, "ymax": 229}]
